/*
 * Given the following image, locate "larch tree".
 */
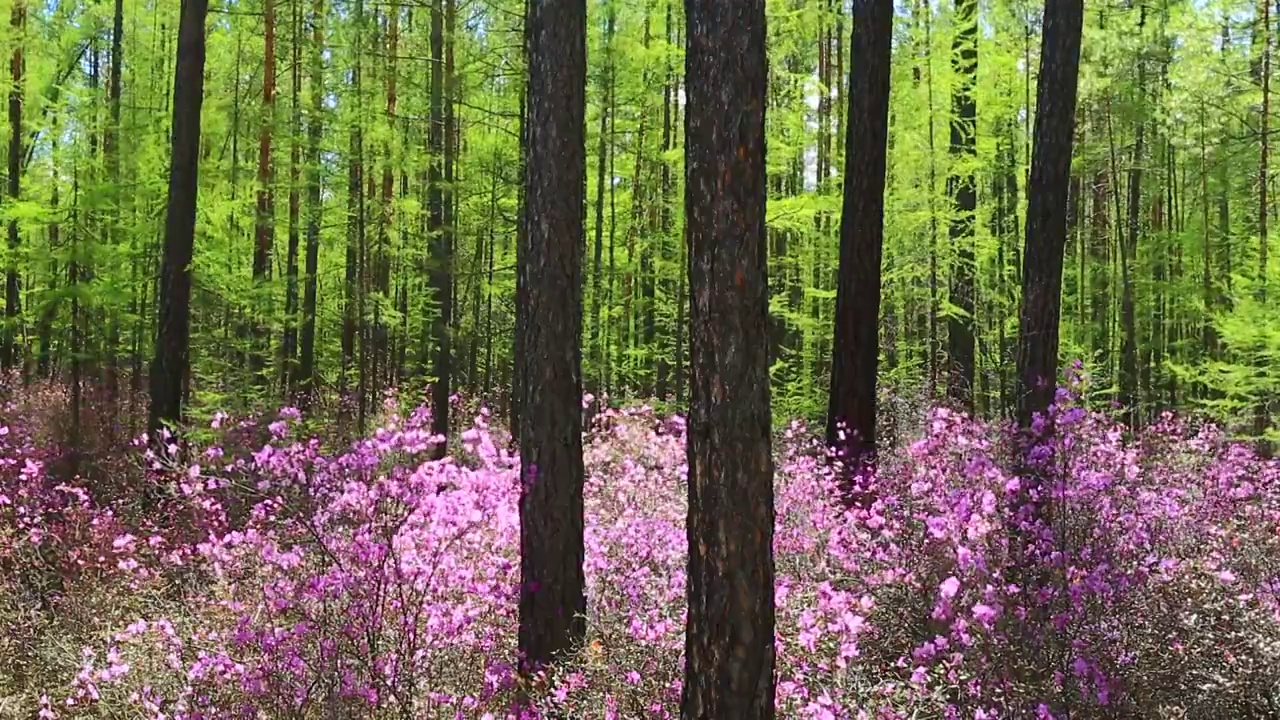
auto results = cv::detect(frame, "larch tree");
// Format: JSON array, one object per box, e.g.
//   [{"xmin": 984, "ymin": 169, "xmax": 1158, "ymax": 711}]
[
  {"xmin": 946, "ymin": 0, "xmax": 978, "ymax": 411},
  {"xmin": 252, "ymin": 0, "xmax": 277, "ymax": 384},
  {"xmin": 517, "ymin": 0, "xmax": 588, "ymax": 674},
  {"xmin": 296, "ymin": 0, "xmax": 324, "ymax": 405},
  {"xmin": 3, "ymin": 0, "xmax": 24, "ymax": 373},
  {"xmin": 826, "ymin": 0, "xmax": 894, "ymax": 479},
  {"xmin": 1015, "ymin": 0, "xmax": 1085, "ymax": 429},
  {"xmin": 681, "ymin": 0, "xmax": 775, "ymax": 716},
  {"xmin": 149, "ymin": 0, "xmax": 211, "ymax": 431}
]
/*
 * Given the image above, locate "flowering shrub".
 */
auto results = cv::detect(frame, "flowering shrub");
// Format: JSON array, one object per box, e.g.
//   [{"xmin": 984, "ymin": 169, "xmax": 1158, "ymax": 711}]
[{"xmin": 2, "ymin": 384, "xmax": 1278, "ymax": 718}]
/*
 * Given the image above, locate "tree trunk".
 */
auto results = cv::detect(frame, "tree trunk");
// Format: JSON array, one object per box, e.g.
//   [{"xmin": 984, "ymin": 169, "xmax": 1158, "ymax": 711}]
[
  {"xmin": 1015, "ymin": 0, "xmax": 1084, "ymax": 429},
  {"xmin": 283, "ymin": 0, "xmax": 303, "ymax": 396},
  {"xmin": 681, "ymin": 0, "xmax": 775, "ymax": 716},
  {"xmin": 4, "ymin": 0, "xmax": 25, "ymax": 372},
  {"xmin": 428, "ymin": 0, "xmax": 454, "ymax": 456},
  {"xmin": 149, "ymin": 0, "xmax": 210, "ymax": 431},
  {"xmin": 297, "ymin": 0, "xmax": 324, "ymax": 405},
  {"xmin": 589, "ymin": 6, "xmax": 615, "ymax": 394},
  {"xmin": 1256, "ymin": 0, "xmax": 1272, "ymax": 452},
  {"xmin": 946, "ymin": 0, "xmax": 978, "ymax": 412},
  {"xmin": 827, "ymin": 0, "xmax": 893, "ymax": 477},
  {"xmin": 518, "ymin": 0, "xmax": 587, "ymax": 674},
  {"xmin": 253, "ymin": 0, "xmax": 277, "ymax": 386}
]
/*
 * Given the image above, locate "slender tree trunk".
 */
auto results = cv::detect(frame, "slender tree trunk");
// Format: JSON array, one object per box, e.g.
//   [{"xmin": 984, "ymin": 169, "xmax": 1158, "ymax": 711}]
[
  {"xmin": 429, "ymin": 0, "xmax": 454, "ymax": 455},
  {"xmin": 253, "ymin": 0, "xmax": 277, "ymax": 386},
  {"xmin": 1119, "ymin": 10, "xmax": 1145, "ymax": 428},
  {"xmin": 946, "ymin": 0, "xmax": 978, "ymax": 412},
  {"xmin": 1257, "ymin": 0, "xmax": 1273, "ymax": 451},
  {"xmin": 924, "ymin": 0, "xmax": 940, "ymax": 399},
  {"xmin": 149, "ymin": 0, "xmax": 210, "ymax": 432},
  {"xmin": 518, "ymin": 0, "xmax": 587, "ymax": 676},
  {"xmin": 827, "ymin": 0, "xmax": 893, "ymax": 480},
  {"xmin": 297, "ymin": 0, "xmax": 324, "ymax": 406},
  {"xmin": 1200, "ymin": 106, "xmax": 1215, "ymax": 359},
  {"xmin": 3, "ymin": 0, "xmax": 25, "ymax": 373},
  {"xmin": 681, "ymin": 0, "xmax": 775, "ymax": 715},
  {"xmin": 589, "ymin": 6, "xmax": 615, "ymax": 394},
  {"xmin": 655, "ymin": 0, "xmax": 674, "ymax": 402},
  {"xmin": 105, "ymin": 0, "xmax": 125, "ymax": 402},
  {"xmin": 283, "ymin": 0, "xmax": 303, "ymax": 396},
  {"xmin": 342, "ymin": 1, "xmax": 365, "ymax": 431}
]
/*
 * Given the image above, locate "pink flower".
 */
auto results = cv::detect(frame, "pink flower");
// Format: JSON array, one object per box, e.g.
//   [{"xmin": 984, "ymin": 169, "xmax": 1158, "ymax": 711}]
[{"xmin": 940, "ymin": 576, "xmax": 961, "ymax": 600}]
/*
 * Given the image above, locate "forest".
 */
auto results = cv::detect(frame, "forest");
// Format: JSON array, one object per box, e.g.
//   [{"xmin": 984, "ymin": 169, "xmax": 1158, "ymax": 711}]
[{"xmin": 1, "ymin": 0, "xmax": 1279, "ymax": 717}]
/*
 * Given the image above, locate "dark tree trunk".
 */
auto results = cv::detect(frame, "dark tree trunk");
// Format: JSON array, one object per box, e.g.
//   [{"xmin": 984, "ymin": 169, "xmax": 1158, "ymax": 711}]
[
  {"xmin": 826, "ymin": 0, "xmax": 893, "ymax": 476},
  {"xmin": 434, "ymin": 0, "xmax": 456, "ymax": 445},
  {"xmin": 428, "ymin": 0, "xmax": 451, "ymax": 455},
  {"xmin": 283, "ymin": 0, "xmax": 303, "ymax": 396},
  {"xmin": 517, "ymin": 0, "xmax": 587, "ymax": 675},
  {"xmin": 1090, "ymin": 163, "xmax": 1111, "ymax": 381},
  {"xmin": 589, "ymin": 8, "xmax": 615, "ymax": 394},
  {"xmin": 105, "ymin": 0, "xmax": 124, "ymax": 403},
  {"xmin": 1256, "ymin": 0, "xmax": 1272, "ymax": 452},
  {"xmin": 297, "ymin": 0, "xmax": 324, "ymax": 405},
  {"xmin": 4, "ymin": 0, "xmax": 24, "ymax": 372},
  {"xmin": 655, "ymin": 0, "xmax": 674, "ymax": 402},
  {"xmin": 149, "ymin": 0, "xmax": 210, "ymax": 431},
  {"xmin": 1015, "ymin": 0, "xmax": 1084, "ymax": 429},
  {"xmin": 253, "ymin": 0, "xmax": 277, "ymax": 385},
  {"xmin": 946, "ymin": 0, "xmax": 978, "ymax": 412},
  {"xmin": 681, "ymin": 0, "xmax": 775, "ymax": 717}
]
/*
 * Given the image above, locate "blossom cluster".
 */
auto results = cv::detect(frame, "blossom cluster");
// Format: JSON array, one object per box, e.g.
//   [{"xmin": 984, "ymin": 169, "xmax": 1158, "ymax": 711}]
[{"xmin": 2, "ymin": 384, "xmax": 1278, "ymax": 718}]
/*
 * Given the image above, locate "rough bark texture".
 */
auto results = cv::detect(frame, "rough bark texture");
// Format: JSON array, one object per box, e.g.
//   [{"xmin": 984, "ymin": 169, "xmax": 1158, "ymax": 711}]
[
  {"xmin": 826, "ymin": 0, "xmax": 893, "ymax": 474},
  {"xmin": 149, "ymin": 0, "xmax": 209, "ymax": 430},
  {"xmin": 517, "ymin": 0, "xmax": 587, "ymax": 673},
  {"xmin": 946, "ymin": 0, "xmax": 978, "ymax": 412},
  {"xmin": 681, "ymin": 0, "xmax": 776, "ymax": 716},
  {"xmin": 1015, "ymin": 0, "xmax": 1084, "ymax": 429}
]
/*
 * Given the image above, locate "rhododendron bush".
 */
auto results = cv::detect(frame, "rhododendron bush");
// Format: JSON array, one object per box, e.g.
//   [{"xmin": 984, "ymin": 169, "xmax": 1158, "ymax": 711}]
[{"xmin": 2, "ymin": 384, "xmax": 1279, "ymax": 719}]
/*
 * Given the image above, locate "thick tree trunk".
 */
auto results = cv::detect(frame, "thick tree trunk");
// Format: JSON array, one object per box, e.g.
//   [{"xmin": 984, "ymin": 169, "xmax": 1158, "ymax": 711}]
[
  {"xmin": 149, "ymin": 0, "xmax": 210, "ymax": 431},
  {"xmin": 517, "ymin": 0, "xmax": 587, "ymax": 674},
  {"xmin": 1015, "ymin": 0, "xmax": 1084, "ymax": 429},
  {"xmin": 681, "ymin": 0, "xmax": 775, "ymax": 716},
  {"xmin": 827, "ymin": 0, "xmax": 893, "ymax": 477},
  {"xmin": 946, "ymin": 0, "xmax": 978, "ymax": 412}
]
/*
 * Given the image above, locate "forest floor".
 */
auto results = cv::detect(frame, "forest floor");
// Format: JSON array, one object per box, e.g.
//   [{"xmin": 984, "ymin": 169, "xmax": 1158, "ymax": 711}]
[{"xmin": 2, "ymin": 380, "xmax": 1280, "ymax": 719}]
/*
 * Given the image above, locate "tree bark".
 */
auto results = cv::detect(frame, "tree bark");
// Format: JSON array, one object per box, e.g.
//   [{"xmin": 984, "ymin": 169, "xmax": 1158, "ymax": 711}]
[
  {"xmin": 149, "ymin": 0, "xmax": 210, "ymax": 431},
  {"xmin": 428, "ymin": 0, "xmax": 452, "ymax": 455},
  {"xmin": 518, "ymin": 0, "xmax": 587, "ymax": 674},
  {"xmin": 826, "ymin": 0, "xmax": 893, "ymax": 476},
  {"xmin": 589, "ymin": 7, "xmax": 616, "ymax": 394},
  {"xmin": 253, "ymin": 0, "xmax": 277, "ymax": 385},
  {"xmin": 297, "ymin": 0, "xmax": 324, "ymax": 405},
  {"xmin": 681, "ymin": 0, "xmax": 775, "ymax": 716},
  {"xmin": 1015, "ymin": 0, "xmax": 1084, "ymax": 429},
  {"xmin": 283, "ymin": 0, "xmax": 303, "ymax": 396},
  {"xmin": 946, "ymin": 0, "xmax": 978, "ymax": 412},
  {"xmin": 3, "ymin": 0, "xmax": 25, "ymax": 372}
]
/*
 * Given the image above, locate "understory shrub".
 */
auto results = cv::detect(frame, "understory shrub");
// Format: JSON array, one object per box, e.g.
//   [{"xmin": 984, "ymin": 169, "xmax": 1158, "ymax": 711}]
[{"xmin": 2, "ymin": 383, "xmax": 1278, "ymax": 719}]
